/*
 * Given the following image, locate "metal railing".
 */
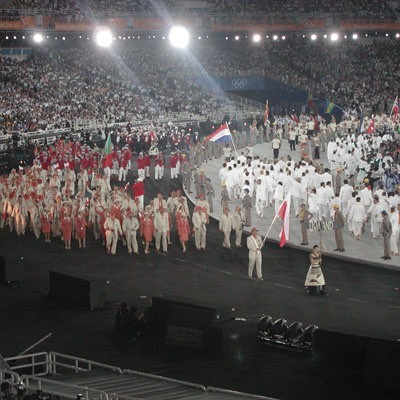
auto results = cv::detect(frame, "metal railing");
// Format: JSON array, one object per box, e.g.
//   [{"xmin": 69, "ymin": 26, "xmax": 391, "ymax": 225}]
[
  {"xmin": 49, "ymin": 352, "xmax": 122, "ymax": 375},
  {"xmin": 4, "ymin": 352, "xmax": 49, "ymax": 377},
  {"xmin": 0, "ymin": 368, "xmax": 21, "ymax": 385}
]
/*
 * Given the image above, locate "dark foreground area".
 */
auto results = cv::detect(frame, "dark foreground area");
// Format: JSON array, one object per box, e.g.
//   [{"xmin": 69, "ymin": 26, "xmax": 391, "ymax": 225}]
[{"xmin": 1, "ymin": 177, "xmax": 400, "ymax": 400}]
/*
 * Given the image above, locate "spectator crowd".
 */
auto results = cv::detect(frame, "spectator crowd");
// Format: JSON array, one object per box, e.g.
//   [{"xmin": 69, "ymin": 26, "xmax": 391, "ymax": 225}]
[{"xmin": 1, "ymin": 37, "xmax": 400, "ymax": 135}]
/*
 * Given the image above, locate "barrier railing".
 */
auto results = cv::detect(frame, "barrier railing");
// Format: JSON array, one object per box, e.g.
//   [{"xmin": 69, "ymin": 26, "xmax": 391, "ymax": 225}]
[
  {"xmin": 0, "ymin": 368, "xmax": 21, "ymax": 385},
  {"xmin": 49, "ymin": 352, "xmax": 122, "ymax": 375},
  {"xmin": 4, "ymin": 352, "xmax": 49, "ymax": 376}
]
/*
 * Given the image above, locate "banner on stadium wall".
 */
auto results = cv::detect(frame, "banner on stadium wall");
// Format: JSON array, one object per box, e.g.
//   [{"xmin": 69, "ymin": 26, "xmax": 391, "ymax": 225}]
[
  {"xmin": 203, "ymin": 76, "xmax": 265, "ymax": 91},
  {"xmin": 0, "ymin": 17, "xmax": 35, "ymax": 29},
  {"xmin": 55, "ymin": 18, "xmax": 128, "ymax": 31}
]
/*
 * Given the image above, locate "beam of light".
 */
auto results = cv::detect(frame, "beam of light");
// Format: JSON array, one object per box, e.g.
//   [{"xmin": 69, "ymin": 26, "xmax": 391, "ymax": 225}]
[
  {"xmin": 33, "ymin": 33, "xmax": 44, "ymax": 43},
  {"xmin": 252, "ymin": 33, "xmax": 261, "ymax": 43},
  {"xmin": 94, "ymin": 27, "xmax": 113, "ymax": 48},
  {"xmin": 352, "ymin": 33, "xmax": 358, "ymax": 40},
  {"xmin": 169, "ymin": 26, "xmax": 190, "ymax": 48},
  {"xmin": 310, "ymin": 34, "xmax": 317, "ymax": 41}
]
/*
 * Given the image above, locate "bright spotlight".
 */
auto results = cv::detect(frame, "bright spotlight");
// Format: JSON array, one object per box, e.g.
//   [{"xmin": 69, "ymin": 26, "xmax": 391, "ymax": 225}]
[
  {"xmin": 281, "ymin": 35, "xmax": 286, "ymax": 40},
  {"xmin": 33, "ymin": 33, "xmax": 44, "ymax": 43},
  {"xmin": 169, "ymin": 26, "xmax": 189, "ymax": 49},
  {"xmin": 235, "ymin": 35, "xmax": 240, "ymax": 41},
  {"xmin": 253, "ymin": 33, "xmax": 261, "ymax": 42},
  {"xmin": 310, "ymin": 34, "xmax": 317, "ymax": 41},
  {"xmin": 352, "ymin": 33, "xmax": 358, "ymax": 40},
  {"xmin": 396, "ymin": 33, "xmax": 400, "ymax": 38},
  {"xmin": 330, "ymin": 32, "xmax": 339, "ymax": 41},
  {"xmin": 94, "ymin": 27, "xmax": 113, "ymax": 48},
  {"xmin": 272, "ymin": 35, "xmax": 278, "ymax": 41}
]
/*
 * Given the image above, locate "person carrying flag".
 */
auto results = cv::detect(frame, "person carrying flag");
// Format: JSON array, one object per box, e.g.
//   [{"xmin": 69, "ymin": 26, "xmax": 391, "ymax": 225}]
[{"xmin": 247, "ymin": 227, "xmax": 263, "ymax": 280}]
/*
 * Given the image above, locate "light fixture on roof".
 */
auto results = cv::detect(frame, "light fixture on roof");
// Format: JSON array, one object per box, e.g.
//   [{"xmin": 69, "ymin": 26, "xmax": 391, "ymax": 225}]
[
  {"xmin": 94, "ymin": 27, "xmax": 113, "ymax": 48},
  {"xmin": 253, "ymin": 33, "xmax": 261, "ymax": 42},
  {"xmin": 352, "ymin": 33, "xmax": 358, "ymax": 40},
  {"xmin": 33, "ymin": 33, "xmax": 44, "ymax": 43},
  {"xmin": 330, "ymin": 32, "xmax": 339, "ymax": 41},
  {"xmin": 169, "ymin": 25, "xmax": 190, "ymax": 49}
]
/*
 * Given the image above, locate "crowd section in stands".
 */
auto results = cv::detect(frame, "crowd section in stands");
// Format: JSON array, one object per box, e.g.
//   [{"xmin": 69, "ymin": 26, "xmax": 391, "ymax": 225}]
[
  {"xmin": 0, "ymin": 44, "xmax": 228, "ymax": 133},
  {"xmin": 196, "ymin": 38, "xmax": 400, "ymax": 114},
  {"xmin": 1, "ymin": 37, "xmax": 400, "ymax": 134},
  {"xmin": 2, "ymin": 0, "xmax": 398, "ymax": 20}
]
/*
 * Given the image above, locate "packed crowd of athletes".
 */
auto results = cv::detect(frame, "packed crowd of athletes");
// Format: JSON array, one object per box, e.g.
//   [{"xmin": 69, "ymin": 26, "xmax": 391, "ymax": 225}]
[
  {"xmin": 0, "ymin": 124, "xmax": 243, "ymax": 254},
  {"xmin": 216, "ymin": 112, "xmax": 400, "ymax": 257},
  {"xmin": 1, "ymin": 106, "xmax": 399, "ymax": 256}
]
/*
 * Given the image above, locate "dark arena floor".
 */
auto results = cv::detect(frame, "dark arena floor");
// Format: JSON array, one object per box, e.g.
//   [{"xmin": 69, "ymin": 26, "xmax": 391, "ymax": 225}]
[{"xmin": 1, "ymin": 174, "xmax": 400, "ymax": 400}]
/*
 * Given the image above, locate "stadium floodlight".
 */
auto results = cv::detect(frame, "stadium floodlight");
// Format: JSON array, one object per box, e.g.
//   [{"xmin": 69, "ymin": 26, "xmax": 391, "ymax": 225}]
[
  {"xmin": 252, "ymin": 33, "xmax": 261, "ymax": 42},
  {"xmin": 94, "ymin": 27, "xmax": 113, "ymax": 48},
  {"xmin": 33, "ymin": 33, "xmax": 44, "ymax": 43},
  {"xmin": 330, "ymin": 32, "xmax": 339, "ymax": 41},
  {"xmin": 169, "ymin": 26, "xmax": 190, "ymax": 49},
  {"xmin": 310, "ymin": 34, "xmax": 317, "ymax": 41},
  {"xmin": 352, "ymin": 33, "xmax": 358, "ymax": 40}
]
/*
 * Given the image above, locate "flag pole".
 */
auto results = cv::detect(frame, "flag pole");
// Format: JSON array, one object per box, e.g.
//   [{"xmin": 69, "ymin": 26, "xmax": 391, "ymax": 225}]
[
  {"xmin": 261, "ymin": 211, "xmax": 280, "ymax": 247},
  {"xmin": 389, "ymin": 95, "xmax": 398, "ymax": 130},
  {"xmin": 388, "ymin": 96, "xmax": 395, "ymax": 119},
  {"xmin": 227, "ymin": 124, "xmax": 239, "ymax": 159}
]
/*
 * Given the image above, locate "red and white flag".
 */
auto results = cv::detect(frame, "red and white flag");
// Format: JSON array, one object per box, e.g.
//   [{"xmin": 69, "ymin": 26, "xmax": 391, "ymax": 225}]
[
  {"xmin": 392, "ymin": 96, "xmax": 399, "ymax": 122},
  {"xmin": 277, "ymin": 193, "xmax": 291, "ymax": 247},
  {"xmin": 366, "ymin": 118, "xmax": 375, "ymax": 134}
]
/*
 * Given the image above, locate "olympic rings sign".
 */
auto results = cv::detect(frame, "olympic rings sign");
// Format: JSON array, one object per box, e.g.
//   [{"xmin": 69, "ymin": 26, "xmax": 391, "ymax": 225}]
[{"xmin": 231, "ymin": 78, "xmax": 248, "ymax": 89}]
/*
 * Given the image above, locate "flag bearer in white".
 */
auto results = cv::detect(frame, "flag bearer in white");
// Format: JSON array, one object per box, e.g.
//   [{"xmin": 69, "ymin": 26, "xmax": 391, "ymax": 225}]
[{"xmin": 247, "ymin": 227, "xmax": 263, "ymax": 280}]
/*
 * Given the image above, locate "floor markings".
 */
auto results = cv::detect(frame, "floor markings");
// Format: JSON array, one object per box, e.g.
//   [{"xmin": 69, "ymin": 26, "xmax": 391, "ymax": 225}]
[
  {"xmin": 218, "ymin": 269, "xmax": 233, "ymax": 275},
  {"xmin": 389, "ymin": 305, "xmax": 400, "ymax": 309},
  {"xmin": 273, "ymin": 283, "xmax": 293, "ymax": 289},
  {"xmin": 346, "ymin": 298, "xmax": 369, "ymax": 304}
]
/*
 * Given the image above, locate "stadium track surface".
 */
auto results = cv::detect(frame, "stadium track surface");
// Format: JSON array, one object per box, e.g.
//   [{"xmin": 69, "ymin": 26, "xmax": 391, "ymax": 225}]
[{"xmin": 0, "ymin": 170, "xmax": 400, "ymax": 400}]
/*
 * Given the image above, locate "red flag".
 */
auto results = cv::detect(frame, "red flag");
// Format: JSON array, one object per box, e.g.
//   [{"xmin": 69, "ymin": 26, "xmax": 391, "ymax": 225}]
[
  {"xmin": 277, "ymin": 194, "xmax": 291, "ymax": 247},
  {"xmin": 392, "ymin": 96, "xmax": 399, "ymax": 122},
  {"xmin": 290, "ymin": 113, "xmax": 299, "ymax": 124},
  {"xmin": 263, "ymin": 99, "xmax": 269, "ymax": 124},
  {"xmin": 150, "ymin": 130, "xmax": 156, "ymax": 141},
  {"xmin": 366, "ymin": 119, "xmax": 375, "ymax": 134}
]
